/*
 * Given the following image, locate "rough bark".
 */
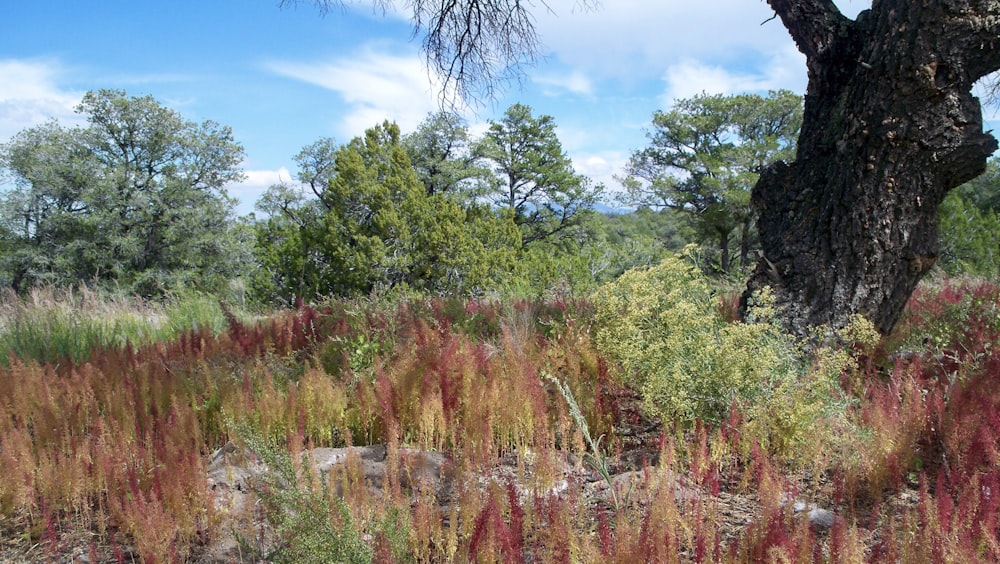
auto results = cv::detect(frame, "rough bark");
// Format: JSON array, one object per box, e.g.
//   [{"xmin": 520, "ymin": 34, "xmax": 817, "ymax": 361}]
[{"xmin": 746, "ymin": 0, "xmax": 1000, "ymax": 335}]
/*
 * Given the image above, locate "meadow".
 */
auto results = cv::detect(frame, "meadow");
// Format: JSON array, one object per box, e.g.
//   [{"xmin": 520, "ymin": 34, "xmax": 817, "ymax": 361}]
[{"xmin": 1, "ymin": 267, "xmax": 999, "ymax": 563}]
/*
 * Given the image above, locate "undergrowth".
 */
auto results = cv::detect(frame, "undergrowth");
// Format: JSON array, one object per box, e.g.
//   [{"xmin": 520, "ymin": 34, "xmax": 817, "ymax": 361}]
[
  {"xmin": 1, "ymin": 271, "xmax": 999, "ymax": 562},
  {"xmin": 0, "ymin": 286, "xmax": 245, "ymax": 366}
]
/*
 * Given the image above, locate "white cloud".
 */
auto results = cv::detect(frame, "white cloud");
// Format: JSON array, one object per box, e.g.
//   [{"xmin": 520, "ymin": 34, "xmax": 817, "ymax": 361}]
[
  {"xmin": 660, "ymin": 46, "xmax": 806, "ymax": 105},
  {"xmin": 529, "ymin": 1, "xmax": 862, "ymax": 92},
  {"xmin": 533, "ymin": 70, "xmax": 594, "ymax": 97},
  {"xmin": 263, "ymin": 47, "xmax": 453, "ymax": 139},
  {"xmin": 532, "ymin": 1, "xmax": 793, "ymax": 81},
  {"xmin": 226, "ymin": 166, "xmax": 293, "ymax": 215},
  {"xmin": 569, "ymin": 149, "xmax": 630, "ymax": 196},
  {"xmin": 0, "ymin": 58, "xmax": 85, "ymax": 142}
]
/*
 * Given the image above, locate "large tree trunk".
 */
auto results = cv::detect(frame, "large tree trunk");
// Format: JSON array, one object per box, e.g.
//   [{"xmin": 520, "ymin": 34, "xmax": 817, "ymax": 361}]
[{"xmin": 745, "ymin": 0, "xmax": 1000, "ymax": 336}]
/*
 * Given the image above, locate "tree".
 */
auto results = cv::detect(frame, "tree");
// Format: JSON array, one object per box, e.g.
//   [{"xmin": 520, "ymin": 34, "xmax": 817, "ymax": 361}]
[
  {"xmin": 253, "ymin": 122, "xmax": 521, "ymax": 302},
  {"xmin": 290, "ymin": 0, "xmax": 1000, "ymax": 335},
  {"xmin": 743, "ymin": 0, "xmax": 1000, "ymax": 335},
  {"xmin": 622, "ymin": 91, "xmax": 802, "ymax": 273},
  {"xmin": 952, "ymin": 157, "xmax": 1000, "ymax": 214},
  {"xmin": 478, "ymin": 103, "xmax": 602, "ymax": 247},
  {"xmin": 937, "ymin": 156, "xmax": 1000, "ymax": 277},
  {"xmin": 252, "ymin": 138, "xmax": 341, "ymax": 303},
  {"xmin": 252, "ymin": 192, "xmax": 329, "ymax": 305},
  {"xmin": 403, "ymin": 111, "xmax": 492, "ymax": 198},
  {"xmin": 938, "ymin": 191, "xmax": 1000, "ymax": 276},
  {"xmin": 0, "ymin": 89, "xmax": 247, "ymax": 296},
  {"xmin": 294, "ymin": 137, "xmax": 340, "ymax": 207}
]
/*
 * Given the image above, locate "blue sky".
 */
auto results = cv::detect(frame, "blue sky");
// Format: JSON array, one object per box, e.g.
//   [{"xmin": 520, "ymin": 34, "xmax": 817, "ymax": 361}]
[{"xmin": 2, "ymin": 1, "xmax": 881, "ymax": 216}]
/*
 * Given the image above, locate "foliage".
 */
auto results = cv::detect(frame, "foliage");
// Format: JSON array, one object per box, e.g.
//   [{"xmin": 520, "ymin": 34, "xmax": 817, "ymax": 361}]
[
  {"xmin": 622, "ymin": 90, "xmax": 802, "ymax": 273},
  {"xmin": 951, "ymin": 155, "xmax": 1000, "ymax": 214},
  {"xmin": 544, "ymin": 371, "xmax": 633, "ymax": 512},
  {"xmin": 403, "ymin": 111, "xmax": 492, "ymax": 198},
  {"xmin": 0, "ymin": 89, "xmax": 247, "ymax": 297},
  {"xmin": 590, "ymin": 207, "xmax": 689, "ymax": 269},
  {"xmin": 478, "ymin": 103, "xmax": 603, "ymax": 247},
  {"xmin": 591, "ymin": 250, "xmax": 753, "ymax": 424},
  {"xmin": 938, "ymin": 178, "xmax": 1000, "ymax": 277},
  {"xmin": 293, "ymin": 136, "xmax": 340, "ymax": 206},
  {"xmin": 253, "ymin": 121, "xmax": 522, "ymax": 303},
  {"xmin": 233, "ymin": 424, "xmax": 374, "ymax": 563},
  {"xmin": 7, "ymin": 276, "xmax": 1000, "ymax": 561},
  {"xmin": 830, "ymin": 279, "xmax": 1000, "ymax": 560},
  {"xmin": 0, "ymin": 285, "xmax": 239, "ymax": 366},
  {"xmin": 250, "ymin": 110, "xmax": 696, "ymax": 306},
  {"xmin": 591, "ymin": 249, "xmax": 873, "ymax": 460}
]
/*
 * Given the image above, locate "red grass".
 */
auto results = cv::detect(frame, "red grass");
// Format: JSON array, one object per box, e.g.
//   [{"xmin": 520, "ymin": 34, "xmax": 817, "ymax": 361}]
[{"xmin": 5, "ymin": 283, "xmax": 1000, "ymax": 561}]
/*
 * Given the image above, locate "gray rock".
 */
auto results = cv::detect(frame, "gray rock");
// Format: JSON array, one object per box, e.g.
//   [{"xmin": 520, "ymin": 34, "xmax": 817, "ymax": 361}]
[
  {"xmin": 807, "ymin": 507, "xmax": 836, "ymax": 530},
  {"xmin": 785, "ymin": 497, "xmax": 837, "ymax": 530}
]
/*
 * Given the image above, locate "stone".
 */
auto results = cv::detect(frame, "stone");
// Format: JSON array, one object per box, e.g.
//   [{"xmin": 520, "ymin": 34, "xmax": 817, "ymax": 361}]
[{"xmin": 807, "ymin": 507, "xmax": 837, "ymax": 530}]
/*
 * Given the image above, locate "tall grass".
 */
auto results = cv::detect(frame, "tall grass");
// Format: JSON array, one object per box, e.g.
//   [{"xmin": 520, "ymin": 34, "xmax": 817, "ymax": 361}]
[
  {"xmin": 0, "ymin": 286, "xmax": 238, "ymax": 366},
  {"xmin": 2, "ymin": 278, "xmax": 1000, "ymax": 562}
]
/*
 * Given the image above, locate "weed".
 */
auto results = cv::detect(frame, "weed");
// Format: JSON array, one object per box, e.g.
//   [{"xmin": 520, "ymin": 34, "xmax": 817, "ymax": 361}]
[{"xmin": 232, "ymin": 423, "xmax": 373, "ymax": 563}]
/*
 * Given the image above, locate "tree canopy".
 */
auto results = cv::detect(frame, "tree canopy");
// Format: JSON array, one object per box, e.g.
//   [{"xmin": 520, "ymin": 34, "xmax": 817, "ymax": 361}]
[
  {"xmin": 403, "ymin": 111, "xmax": 491, "ymax": 198},
  {"xmin": 0, "ymin": 89, "xmax": 247, "ymax": 296},
  {"xmin": 253, "ymin": 121, "xmax": 521, "ymax": 303},
  {"xmin": 478, "ymin": 103, "xmax": 602, "ymax": 247},
  {"xmin": 622, "ymin": 90, "xmax": 802, "ymax": 272}
]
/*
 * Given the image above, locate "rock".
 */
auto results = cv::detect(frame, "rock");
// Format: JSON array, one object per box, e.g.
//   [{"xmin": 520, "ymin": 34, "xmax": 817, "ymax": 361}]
[
  {"xmin": 786, "ymin": 497, "xmax": 837, "ymax": 531},
  {"xmin": 807, "ymin": 507, "xmax": 836, "ymax": 530}
]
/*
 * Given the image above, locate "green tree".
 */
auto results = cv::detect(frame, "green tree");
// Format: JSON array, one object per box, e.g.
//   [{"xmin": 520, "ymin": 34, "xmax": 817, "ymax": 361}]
[
  {"xmin": 294, "ymin": 136, "xmax": 340, "ymax": 207},
  {"xmin": 938, "ymin": 192, "xmax": 1000, "ymax": 277},
  {"xmin": 253, "ymin": 122, "xmax": 521, "ymax": 302},
  {"xmin": 588, "ymin": 207, "xmax": 688, "ymax": 279},
  {"xmin": 403, "ymin": 111, "xmax": 492, "ymax": 198},
  {"xmin": 952, "ymin": 157, "xmax": 1000, "ymax": 215},
  {"xmin": 937, "ymin": 157, "xmax": 1000, "ymax": 278},
  {"xmin": 0, "ymin": 89, "xmax": 246, "ymax": 296},
  {"xmin": 622, "ymin": 91, "xmax": 802, "ymax": 273},
  {"xmin": 478, "ymin": 103, "xmax": 602, "ymax": 247},
  {"xmin": 251, "ymin": 202, "xmax": 328, "ymax": 305},
  {"xmin": 251, "ymin": 144, "xmax": 337, "ymax": 304}
]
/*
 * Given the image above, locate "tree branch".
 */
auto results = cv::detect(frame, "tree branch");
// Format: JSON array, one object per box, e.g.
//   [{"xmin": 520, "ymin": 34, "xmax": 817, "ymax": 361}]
[
  {"xmin": 765, "ymin": 0, "xmax": 850, "ymax": 61},
  {"xmin": 949, "ymin": 1, "xmax": 1000, "ymax": 82},
  {"xmin": 280, "ymin": 0, "xmax": 598, "ymax": 105}
]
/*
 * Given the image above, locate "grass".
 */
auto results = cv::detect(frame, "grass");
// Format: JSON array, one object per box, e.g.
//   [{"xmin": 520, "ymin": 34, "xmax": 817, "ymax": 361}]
[
  {"xmin": 0, "ymin": 286, "xmax": 244, "ymax": 367},
  {"xmin": 1, "ymin": 278, "xmax": 999, "ymax": 562}
]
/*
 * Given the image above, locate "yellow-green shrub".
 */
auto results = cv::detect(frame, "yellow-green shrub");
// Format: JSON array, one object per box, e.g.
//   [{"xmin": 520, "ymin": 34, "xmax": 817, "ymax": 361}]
[
  {"xmin": 591, "ymin": 250, "xmax": 875, "ymax": 459},
  {"xmin": 591, "ymin": 251, "xmax": 784, "ymax": 425}
]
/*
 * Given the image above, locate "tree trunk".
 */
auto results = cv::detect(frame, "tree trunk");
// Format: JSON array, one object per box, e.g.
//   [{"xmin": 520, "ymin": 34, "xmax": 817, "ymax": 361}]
[
  {"xmin": 745, "ymin": 0, "xmax": 1000, "ymax": 336},
  {"xmin": 739, "ymin": 214, "xmax": 753, "ymax": 271},
  {"xmin": 719, "ymin": 228, "xmax": 732, "ymax": 273}
]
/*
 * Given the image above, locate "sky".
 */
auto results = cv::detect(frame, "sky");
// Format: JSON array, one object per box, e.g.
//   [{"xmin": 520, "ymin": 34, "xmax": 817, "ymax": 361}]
[{"xmin": 0, "ymin": 0, "xmax": 889, "ymax": 216}]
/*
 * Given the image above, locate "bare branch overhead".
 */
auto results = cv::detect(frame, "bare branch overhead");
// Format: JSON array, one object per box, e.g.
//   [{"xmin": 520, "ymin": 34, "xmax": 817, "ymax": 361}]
[{"xmin": 278, "ymin": 0, "xmax": 598, "ymax": 105}]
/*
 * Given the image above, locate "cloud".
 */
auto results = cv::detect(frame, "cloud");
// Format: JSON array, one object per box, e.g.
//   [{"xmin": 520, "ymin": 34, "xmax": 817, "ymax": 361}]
[
  {"xmin": 660, "ymin": 46, "xmax": 806, "ymax": 105},
  {"xmin": 226, "ymin": 166, "xmax": 293, "ymax": 215},
  {"xmin": 533, "ymin": 70, "xmax": 594, "ymax": 97},
  {"xmin": 531, "ymin": 1, "xmax": 788, "ymax": 81},
  {"xmin": 0, "ymin": 58, "xmax": 85, "ymax": 142},
  {"xmin": 531, "ymin": 0, "xmax": 864, "ymax": 85},
  {"xmin": 569, "ymin": 149, "xmax": 630, "ymax": 197},
  {"xmin": 263, "ymin": 47, "xmax": 451, "ymax": 139}
]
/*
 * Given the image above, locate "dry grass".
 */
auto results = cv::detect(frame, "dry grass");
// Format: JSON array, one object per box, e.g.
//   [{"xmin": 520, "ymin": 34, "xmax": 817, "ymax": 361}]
[{"xmin": 1, "ymin": 283, "xmax": 999, "ymax": 562}]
